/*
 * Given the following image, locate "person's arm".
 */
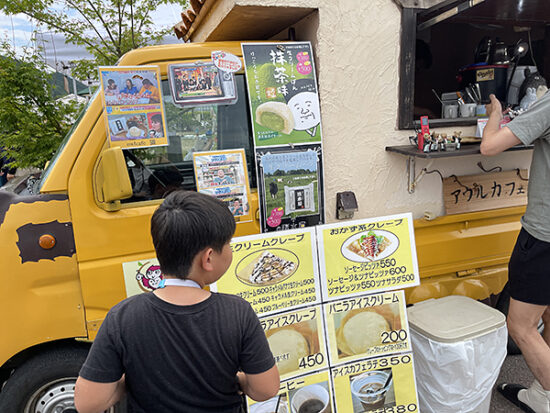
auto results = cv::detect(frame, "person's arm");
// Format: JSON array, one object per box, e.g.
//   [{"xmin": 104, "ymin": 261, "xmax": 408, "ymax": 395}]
[
  {"xmin": 480, "ymin": 94, "xmax": 521, "ymax": 156},
  {"xmin": 74, "ymin": 375, "xmax": 125, "ymax": 413},
  {"xmin": 237, "ymin": 365, "xmax": 280, "ymax": 401},
  {"xmin": 237, "ymin": 301, "xmax": 280, "ymax": 401}
]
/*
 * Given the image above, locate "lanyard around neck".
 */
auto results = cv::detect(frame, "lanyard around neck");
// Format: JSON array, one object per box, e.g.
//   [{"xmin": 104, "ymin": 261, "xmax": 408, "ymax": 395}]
[{"xmin": 158, "ymin": 278, "xmax": 201, "ymax": 289}]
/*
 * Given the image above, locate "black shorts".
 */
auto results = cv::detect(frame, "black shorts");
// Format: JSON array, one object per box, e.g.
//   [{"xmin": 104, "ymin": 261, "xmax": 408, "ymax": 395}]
[{"xmin": 508, "ymin": 228, "xmax": 550, "ymax": 305}]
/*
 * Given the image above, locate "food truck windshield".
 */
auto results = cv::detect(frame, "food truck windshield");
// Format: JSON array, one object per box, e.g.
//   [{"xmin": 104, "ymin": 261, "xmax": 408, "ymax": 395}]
[{"xmin": 121, "ymin": 75, "xmax": 254, "ymax": 203}]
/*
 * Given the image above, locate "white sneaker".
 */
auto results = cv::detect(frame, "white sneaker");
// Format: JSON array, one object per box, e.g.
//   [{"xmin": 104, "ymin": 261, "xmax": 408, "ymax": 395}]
[{"xmin": 518, "ymin": 380, "xmax": 550, "ymax": 413}]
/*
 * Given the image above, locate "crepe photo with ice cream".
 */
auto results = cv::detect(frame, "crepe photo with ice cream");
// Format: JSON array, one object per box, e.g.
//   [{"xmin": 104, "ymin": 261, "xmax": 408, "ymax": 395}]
[
  {"xmin": 266, "ymin": 320, "xmax": 320, "ymax": 376},
  {"xmin": 335, "ymin": 304, "xmax": 401, "ymax": 358}
]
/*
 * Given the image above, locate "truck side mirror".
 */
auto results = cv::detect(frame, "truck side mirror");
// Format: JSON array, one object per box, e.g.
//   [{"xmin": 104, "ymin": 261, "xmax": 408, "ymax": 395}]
[{"xmin": 94, "ymin": 147, "xmax": 132, "ymax": 211}]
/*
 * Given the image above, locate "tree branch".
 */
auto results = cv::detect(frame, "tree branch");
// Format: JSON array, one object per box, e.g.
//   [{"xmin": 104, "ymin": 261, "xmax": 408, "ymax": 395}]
[
  {"xmin": 84, "ymin": 0, "xmax": 121, "ymax": 56},
  {"xmin": 130, "ymin": 0, "xmax": 135, "ymax": 48},
  {"xmin": 20, "ymin": 11, "xmax": 112, "ymax": 61},
  {"xmin": 65, "ymin": 0, "xmax": 118, "ymax": 56}
]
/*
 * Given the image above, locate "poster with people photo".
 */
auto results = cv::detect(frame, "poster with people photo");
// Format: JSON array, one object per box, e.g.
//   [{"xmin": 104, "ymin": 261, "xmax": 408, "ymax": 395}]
[
  {"xmin": 256, "ymin": 144, "xmax": 324, "ymax": 232},
  {"xmin": 242, "ymin": 42, "xmax": 322, "ymax": 147},
  {"xmin": 99, "ymin": 66, "xmax": 168, "ymax": 149},
  {"xmin": 192, "ymin": 149, "xmax": 252, "ymax": 222}
]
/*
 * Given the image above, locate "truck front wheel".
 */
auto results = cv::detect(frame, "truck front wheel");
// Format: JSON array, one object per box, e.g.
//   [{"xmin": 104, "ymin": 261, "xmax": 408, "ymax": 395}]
[{"xmin": 0, "ymin": 345, "xmax": 124, "ymax": 413}]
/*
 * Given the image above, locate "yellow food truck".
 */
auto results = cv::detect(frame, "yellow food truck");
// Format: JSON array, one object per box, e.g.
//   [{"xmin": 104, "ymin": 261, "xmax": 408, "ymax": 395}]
[{"xmin": 0, "ymin": 41, "xmax": 522, "ymax": 412}]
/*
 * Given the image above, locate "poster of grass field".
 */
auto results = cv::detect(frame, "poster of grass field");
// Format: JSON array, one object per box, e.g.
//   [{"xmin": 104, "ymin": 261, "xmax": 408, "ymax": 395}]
[
  {"xmin": 242, "ymin": 42, "xmax": 322, "ymax": 147},
  {"xmin": 256, "ymin": 144, "xmax": 324, "ymax": 232}
]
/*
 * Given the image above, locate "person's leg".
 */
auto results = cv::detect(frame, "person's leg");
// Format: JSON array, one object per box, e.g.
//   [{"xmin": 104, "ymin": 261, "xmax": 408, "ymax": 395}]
[
  {"xmin": 506, "ymin": 299, "xmax": 550, "ymax": 412},
  {"xmin": 542, "ymin": 306, "xmax": 550, "ymax": 348},
  {"xmin": 508, "ymin": 299, "xmax": 550, "ymax": 388}
]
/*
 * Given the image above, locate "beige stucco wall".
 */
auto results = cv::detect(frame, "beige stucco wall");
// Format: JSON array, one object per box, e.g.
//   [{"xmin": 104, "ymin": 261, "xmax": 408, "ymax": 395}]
[{"xmin": 217, "ymin": 0, "xmax": 533, "ymax": 222}]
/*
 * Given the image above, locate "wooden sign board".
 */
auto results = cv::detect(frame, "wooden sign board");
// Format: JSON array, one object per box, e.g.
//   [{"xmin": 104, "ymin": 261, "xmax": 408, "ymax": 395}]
[{"xmin": 443, "ymin": 170, "xmax": 528, "ymax": 215}]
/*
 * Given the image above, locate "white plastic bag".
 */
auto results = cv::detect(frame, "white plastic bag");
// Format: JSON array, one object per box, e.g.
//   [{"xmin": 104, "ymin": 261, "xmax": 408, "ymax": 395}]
[{"xmin": 411, "ymin": 325, "xmax": 507, "ymax": 413}]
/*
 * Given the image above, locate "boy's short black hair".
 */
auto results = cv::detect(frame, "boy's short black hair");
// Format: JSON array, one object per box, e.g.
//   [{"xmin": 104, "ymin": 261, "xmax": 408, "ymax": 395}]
[
  {"xmin": 151, "ymin": 113, "xmax": 162, "ymax": 123},
  {"xmin": 151, "ymin": 190, "xmax": 235, "ymax": 278}
]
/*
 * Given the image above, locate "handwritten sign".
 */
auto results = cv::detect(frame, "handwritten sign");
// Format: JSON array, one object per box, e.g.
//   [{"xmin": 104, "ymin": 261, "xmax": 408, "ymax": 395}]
[
  {"xmin": 324, "ymin": 291, "xmax": 411, "ymax": 364},
  {"xmin": 317, "ymin": 214, "xmax": 420, "ymax": 301},
  {"xmin": 443, "ymin": 170, "xmax": 528, "ymax": 215},
  {"xmin": 331, "ymin": 354, "xmax": 419, "ymax": 413},
  {"xmin": 210, "ymin": 228, "xmax": 320, "ymax": 316}
]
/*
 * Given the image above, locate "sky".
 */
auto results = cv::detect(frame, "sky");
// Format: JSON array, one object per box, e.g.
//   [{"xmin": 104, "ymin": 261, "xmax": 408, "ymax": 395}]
[{"xmin": 0, "ymin": 3, "xmax": 184, "ymax": 76}]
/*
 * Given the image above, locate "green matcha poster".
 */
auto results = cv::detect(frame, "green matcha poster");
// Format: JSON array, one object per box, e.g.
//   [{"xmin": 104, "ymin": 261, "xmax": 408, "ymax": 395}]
[{"xmin": 242, "ymin": 42, "xmax": 323, "ymax": 147}]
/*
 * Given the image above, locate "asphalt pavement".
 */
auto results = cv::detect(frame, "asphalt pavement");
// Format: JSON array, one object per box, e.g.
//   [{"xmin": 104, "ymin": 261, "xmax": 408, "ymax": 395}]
[{"xmin": 490, "ymin": 353, "xmax": 535, "ymax": 412}]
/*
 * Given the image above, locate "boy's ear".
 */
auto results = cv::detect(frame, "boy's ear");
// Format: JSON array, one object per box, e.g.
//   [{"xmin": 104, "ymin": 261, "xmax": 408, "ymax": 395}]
[{"xmin": 200, "ymin": 247, "xmax": 215, "ymax": 272}]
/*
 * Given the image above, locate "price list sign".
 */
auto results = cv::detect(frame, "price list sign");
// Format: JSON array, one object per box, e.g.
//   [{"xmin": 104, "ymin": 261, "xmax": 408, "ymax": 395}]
[
  {"xmin": 317, "ymin": 213, "xmax": 420, "ymax": 300},
  {"xmin": 248, "ymin": 370, "xmax": 335, "ymax": 413},
  {"xmin": 211, "ymin": 228, "xmax": 320, "ymax": 316},
  {"xmin": 331, "ymin": 354, "xmax": 419, "ymax": 413},
  {"xmin": 260, "ymin": 305, "xmax": 328, "ymax": 380},
  {"xmin": 324, "ymin": 291, "xmax": 411, "ymax": 365}
]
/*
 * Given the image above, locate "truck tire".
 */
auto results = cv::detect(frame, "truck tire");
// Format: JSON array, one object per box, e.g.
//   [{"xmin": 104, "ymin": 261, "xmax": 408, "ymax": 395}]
[
  {"xmin": 496, "ymin": 283, "xmax": 545, "ymax": 355},
  {"xmin": 0, "ymin": 345, "xmax": 125, "ymax": 413}
]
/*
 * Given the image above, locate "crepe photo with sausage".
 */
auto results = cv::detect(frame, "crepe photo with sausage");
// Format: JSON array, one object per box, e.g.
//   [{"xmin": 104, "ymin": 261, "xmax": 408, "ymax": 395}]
[{"xmin": 347, "ymin": 231, "xmax": 391, "ymax": 261}]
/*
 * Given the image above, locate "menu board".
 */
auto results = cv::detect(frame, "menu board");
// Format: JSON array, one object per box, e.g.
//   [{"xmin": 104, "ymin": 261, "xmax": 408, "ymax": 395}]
[
  {"xmin": 192, "ymin": 149, "xmax": 252, "ymax": 222},
  {"xmin": 206, "ymin": 214, "xmax": 420, "ymax": 411},
  {"xmin": 331, "ymin": 354, "xmax": 418, "ymax": 412},
  {"xmin": 260, "ymin": 305, "xmax": 328, "ymax": 380},
  {"xmin": 249, "ymin": 370, "xmax": 335, "ymax": 413},
  {"xmin": 324, "ymin": 291, "xmax": 411, "ymax": 365},
  {"xmin": 210, "ymin": 228, "xmax": 320, "ymax": 316},
  {"xmin": 317, "ymin": 213, "xmax": 419, "ymax": 301},
  {"xmin": 98, "ymin": 66, "xmax": 168, "ymax": 149}
]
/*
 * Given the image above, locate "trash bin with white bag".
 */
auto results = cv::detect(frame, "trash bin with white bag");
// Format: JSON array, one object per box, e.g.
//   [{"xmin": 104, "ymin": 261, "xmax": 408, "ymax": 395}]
[{"xmin": 407, "ymin": 295, "xmax": 507, "ymax": 413}]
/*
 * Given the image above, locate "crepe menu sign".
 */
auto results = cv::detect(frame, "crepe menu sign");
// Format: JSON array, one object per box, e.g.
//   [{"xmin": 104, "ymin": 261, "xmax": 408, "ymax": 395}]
[
  {"xmin": 211, "ymin": 213, "xmax": 420, "ymax": 412},
  {"xmin": 317, "ymin": 213, "xmax": 419, "ymax": 300},
  {"xmin": 261, "ymin": 306, "xmax": 328, "ymax": 380},
  {"xmin": 210, "ymin": 228, "xmax": 321, "ymax": 316}
]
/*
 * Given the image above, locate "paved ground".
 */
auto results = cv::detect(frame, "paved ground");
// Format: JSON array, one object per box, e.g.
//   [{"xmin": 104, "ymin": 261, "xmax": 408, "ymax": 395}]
[{"xmin": 490, "ymin": 354, "xmax": 535, "ymax": 412}]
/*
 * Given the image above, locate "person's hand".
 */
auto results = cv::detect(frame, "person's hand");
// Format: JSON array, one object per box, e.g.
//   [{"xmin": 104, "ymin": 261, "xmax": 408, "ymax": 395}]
[{"xmin": 485, "ymin": 94, "xmax": 503, "ymax": 117}]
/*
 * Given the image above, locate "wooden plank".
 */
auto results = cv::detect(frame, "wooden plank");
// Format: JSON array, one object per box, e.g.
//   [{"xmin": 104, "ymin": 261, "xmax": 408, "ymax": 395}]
[
  {"xmin": 443, "ymin": 170, "xmax": 528, "ymax": 215},
  {"xmin": 398, "ymin": 7, "xmax": 417, "ymax": 130}
]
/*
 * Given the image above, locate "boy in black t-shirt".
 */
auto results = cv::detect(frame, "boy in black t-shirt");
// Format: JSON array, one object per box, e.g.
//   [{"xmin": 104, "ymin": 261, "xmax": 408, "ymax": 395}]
[{"xmin": 75, "ymin": 191, "xmax": 279, "ymax": 413}]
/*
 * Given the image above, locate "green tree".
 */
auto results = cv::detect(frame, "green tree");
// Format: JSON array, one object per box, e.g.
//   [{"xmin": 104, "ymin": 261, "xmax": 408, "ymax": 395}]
[
  {"xmin": 0, "ymin": 41, "xmax": 83, "ymax": 168},
  {"xmin": 0, "ymin": 0, "xmax": 188, "ymax": 80}
]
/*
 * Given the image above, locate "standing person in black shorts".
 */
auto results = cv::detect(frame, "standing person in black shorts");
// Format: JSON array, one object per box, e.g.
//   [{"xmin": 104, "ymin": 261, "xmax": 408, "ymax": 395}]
[
  {"xmin": 482, "ymin": 93, "xmax": 550, "ymax": 413},
  {"xmin": 74, "ymin": 191, "xmax": 279, "ymax": 412}
]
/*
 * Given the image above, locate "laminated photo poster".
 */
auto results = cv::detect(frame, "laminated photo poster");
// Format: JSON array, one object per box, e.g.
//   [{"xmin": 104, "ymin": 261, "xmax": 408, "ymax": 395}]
[
  {"xmin": 99, "ymin": 66, "xmax": 168, "ymax": 150},
  {"xmin": 242, "ymin": 42, "xmax": 325, "ymax": 232},
  {"xmin": 211, "ymin": 213, "xmax": 421, "ymax": 413}
]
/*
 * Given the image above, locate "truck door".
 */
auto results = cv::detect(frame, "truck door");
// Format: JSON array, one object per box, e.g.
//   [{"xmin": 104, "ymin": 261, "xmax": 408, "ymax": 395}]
[{"xmin": 69, "ymin": 73, "xmax": 258, "ymax": 338}]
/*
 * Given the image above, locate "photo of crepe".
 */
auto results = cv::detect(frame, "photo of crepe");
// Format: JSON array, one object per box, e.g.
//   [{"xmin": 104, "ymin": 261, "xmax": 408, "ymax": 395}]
[
  {"xmin": 346, "ymin": 231, "xmax": 391, "ymax": 262},
  {"xmin": 255, "ymin": 101, "xmax": 294, "ymax": 134},
  {"xmin": 335, "ymin": 304, "xmax": 400, "ymax": 357},
  {"xmin": 236, "ymin": 250, "xmax": 298, "ymax": 286},
  {"xmin": 266, "ymin": 321, "xmax": 319, "ymax": 375}
]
